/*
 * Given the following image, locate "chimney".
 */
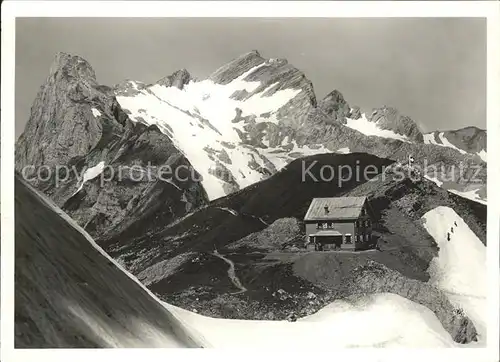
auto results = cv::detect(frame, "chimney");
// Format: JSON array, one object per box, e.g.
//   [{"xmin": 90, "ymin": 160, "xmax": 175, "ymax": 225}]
[{"xmin": 324, "ymin": 206, "xmax": 329, "ymax": 214}]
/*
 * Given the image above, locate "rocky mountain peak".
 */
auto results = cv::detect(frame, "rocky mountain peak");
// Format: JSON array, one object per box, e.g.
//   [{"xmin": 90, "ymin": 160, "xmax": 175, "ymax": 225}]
[
  {"xmin": 205, "ymin": 50, "xmax": 318, "ymax": 121},
  {"xmin": 49, "ymin": 52, "xmax": 97, "ymax": 82},
  {"xmin": 15, "ymin": 52, "xmax": 126, "ymax": 174},
  {"xmin": 249, "ymin": 49, "xmax": 261, "ymax": 57},
  {"xmin": 317, "ymin": 89, "xmax": 351, "ymax": 123},
  {"xmin": 369, "ymin": 106, "xmax": 424, "ymax": 142},
  {"xmin": 349, "ymin": 106, "xmax": 362, "ymax": 120},
  {"xmin": 209, "ymin": 50, "xmax": 266, "ymax": 85},
  {"xmin": 156, "ymin": 68, "xmax": 192, "ymax": 89}
]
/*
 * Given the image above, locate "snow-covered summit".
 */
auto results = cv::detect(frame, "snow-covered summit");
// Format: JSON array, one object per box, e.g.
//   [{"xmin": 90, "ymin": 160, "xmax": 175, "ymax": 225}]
[{"xmin": 115, "ymin": 51, "xmax": 321, "ymax": 200}]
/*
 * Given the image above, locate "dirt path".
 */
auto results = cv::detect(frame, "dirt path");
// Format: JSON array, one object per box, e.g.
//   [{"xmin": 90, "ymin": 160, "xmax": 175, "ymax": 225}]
[
  {"xmin": 216, "ymin": 207, "xmax": 238, "ymax": 216},
  {"xmin": 216, "ymin": 207, "xmax": 269, "ymax": 226},
  {"xmin": 212, "ymin": 250, "xmax": 247, "ymax": 294}
]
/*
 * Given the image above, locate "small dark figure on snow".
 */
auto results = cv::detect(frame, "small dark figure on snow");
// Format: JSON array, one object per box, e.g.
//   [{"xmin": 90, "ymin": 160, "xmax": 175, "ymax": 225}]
[
  {"xmin": 454, "ymin": 221, "xmax": 457, "ymax": 227},
  {"xmin": 451, "ymin": 227, "xmax": 454, "ymax": 233},
  {"xmin": 447, "ymin": 232, "xmax": 451, "ymax": 241}
]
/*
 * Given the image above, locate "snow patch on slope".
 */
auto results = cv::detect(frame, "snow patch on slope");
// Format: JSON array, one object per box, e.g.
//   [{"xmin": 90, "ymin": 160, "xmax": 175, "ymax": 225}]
[
  {"xmin": 424, "ymin": 132, "xmax": 469, "ymax": 155},
  {"xmin": 476, "ymin": 149, "xmax": 487, "ymax": 162},
  {"xmin": 422, "ymin": 206, "xmax": 487, "ymax": 344},
  {"xmin": 91, "ymin": 108, "xmax": 102, "ymax": 117},
  {"xmin": 345, "ymin": 113, "xmax": 411, "ymax": 142},
  {"xmin": 423, "ymin": 133, "xmax": 436, "ymax": 144},
  {"xmin": 424, "ymin": 175, "xmax": 443, "ymax": 187},
  {"xmin": 437, "ymin": 132, "xmax": 467, "ymax": 154},
  {"xmin": 217, "ymin": 207, "xmax": 238, "ymax": 216},
  {"xmin": 448, "ymin": 188, "xmax": 487, "ymax": 205},
  {"xmin": 336, "ymin": 147, "xmax": 350, "ymax": 154},
  {"xmin": 73, "ymin": 161, "xmax": 105, "ymax": 195},
  {"xmin": 259, "ymin": 141, "xmax": 332, "ymax": 171}
]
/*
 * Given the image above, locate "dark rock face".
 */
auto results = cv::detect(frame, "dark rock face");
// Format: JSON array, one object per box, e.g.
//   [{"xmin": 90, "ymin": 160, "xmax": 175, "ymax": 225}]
[
  {"xmin": 15, "ymin": 52, "xmax": 209, "ymax": 242},
  {"xmin": 16, "ymin": 53, "xmax": 112, "ymax": 173},
  {"xmin": 156, "ymin": 69, "xmax": 192, "ymax": 89},
  {"xmin": 369, "ymin": 106, "xmax": 424, "ymax": 142}
]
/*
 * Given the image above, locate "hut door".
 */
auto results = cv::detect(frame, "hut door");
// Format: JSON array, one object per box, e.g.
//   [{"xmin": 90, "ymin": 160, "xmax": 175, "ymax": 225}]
[{"xmin": 345, "ymin": 234, "xmax": 352, "ymax": 244}]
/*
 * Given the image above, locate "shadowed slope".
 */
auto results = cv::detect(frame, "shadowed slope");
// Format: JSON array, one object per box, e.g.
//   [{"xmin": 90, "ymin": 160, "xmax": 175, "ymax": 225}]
[{"xmin": 15, "ymin": 174, "xmax": 204, "ymax": 348}]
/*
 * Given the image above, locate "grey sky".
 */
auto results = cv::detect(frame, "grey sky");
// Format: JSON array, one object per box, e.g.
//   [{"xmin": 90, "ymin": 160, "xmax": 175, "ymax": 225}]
[{"xmin": 15, "ymin": 17, "xmax": 486, "ymax": 138}]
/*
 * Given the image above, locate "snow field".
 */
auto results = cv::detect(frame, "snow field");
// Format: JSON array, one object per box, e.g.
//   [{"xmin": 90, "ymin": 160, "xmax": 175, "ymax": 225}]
[
  {"xmin": 345, "ymin": 113, "xmax": 411, "ymax": 142},
  {"xmin": 422, "ymin": 206, "xmax": 487, "ymax": 344}
]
